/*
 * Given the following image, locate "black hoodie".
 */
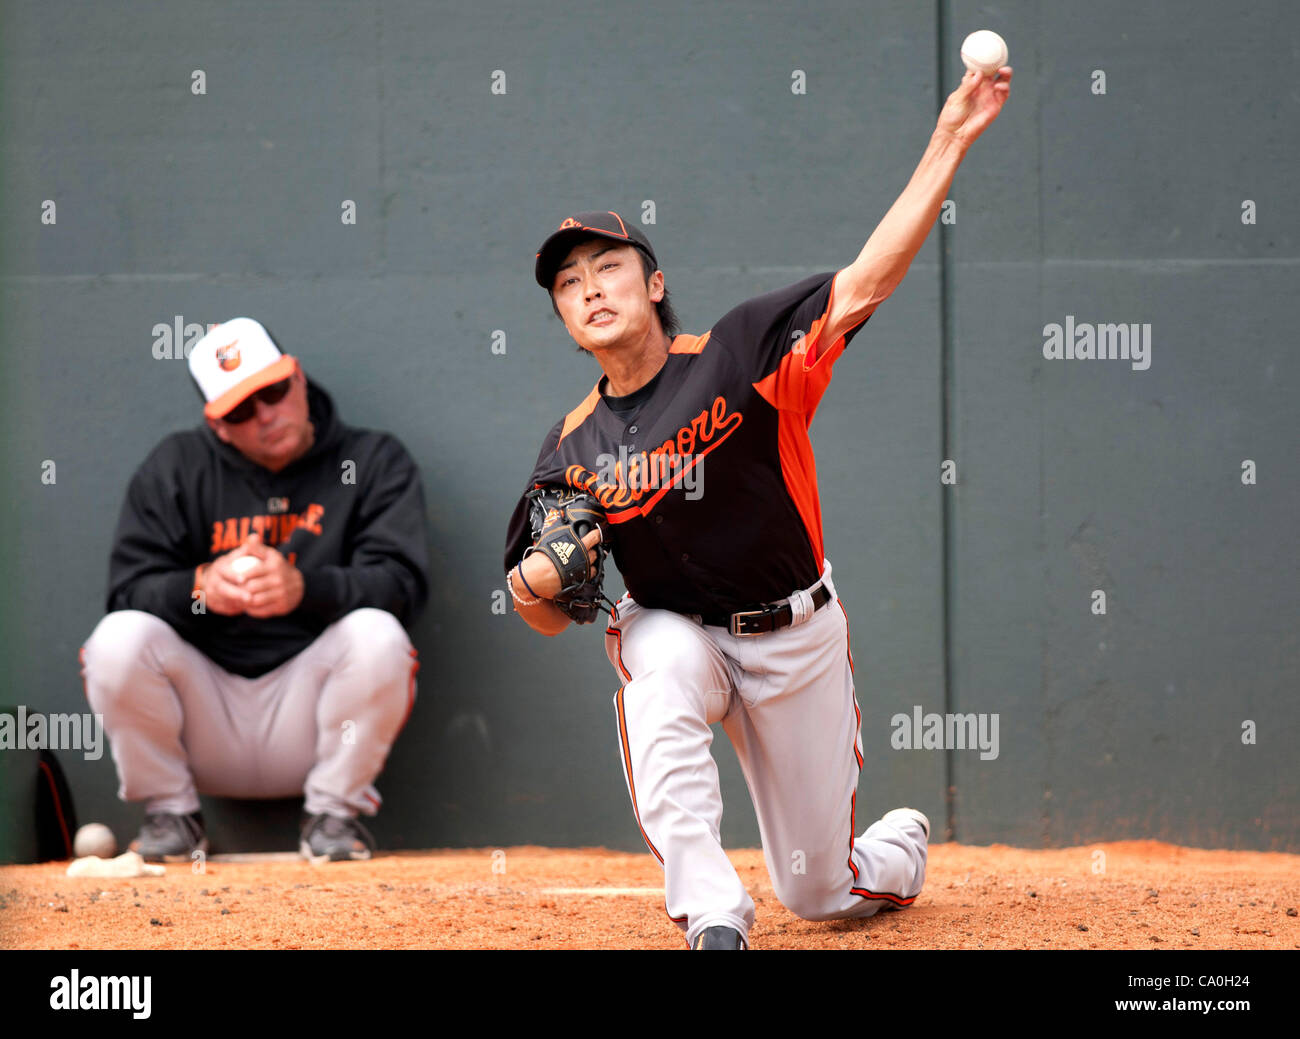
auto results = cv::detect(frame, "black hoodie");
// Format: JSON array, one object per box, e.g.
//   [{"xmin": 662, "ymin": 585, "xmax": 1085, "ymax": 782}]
[{"xmin": 105, "ymin": 378, "xmax": 430, "ymax": 678}]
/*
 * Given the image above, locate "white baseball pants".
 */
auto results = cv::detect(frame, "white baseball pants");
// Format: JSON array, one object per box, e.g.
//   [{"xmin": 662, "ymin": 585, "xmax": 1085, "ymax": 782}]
[
  {"xmin": 79, "ymin": 608, "xmax": 419, "ymax": 819},
  {"xmin": 604, "ymin": 562, "xmax": 927, "ymax": 947}
]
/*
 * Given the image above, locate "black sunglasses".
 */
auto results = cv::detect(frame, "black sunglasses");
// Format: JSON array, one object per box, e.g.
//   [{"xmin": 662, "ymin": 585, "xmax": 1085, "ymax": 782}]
[{"xmin": 222, "ymin": 377, "xmax": 292, "ymax": 424}]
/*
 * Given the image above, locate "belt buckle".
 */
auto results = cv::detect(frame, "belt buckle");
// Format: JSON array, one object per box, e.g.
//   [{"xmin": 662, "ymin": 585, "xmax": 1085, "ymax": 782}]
[{"xmin": 729, "ymin": 607, "xmax": 771, "ymax": 637}]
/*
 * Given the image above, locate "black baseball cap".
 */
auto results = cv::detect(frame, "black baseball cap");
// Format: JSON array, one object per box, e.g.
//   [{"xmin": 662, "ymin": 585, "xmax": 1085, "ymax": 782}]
[{"xmin": 534, "ymin": 210, "xmax": 659, "ymax": 289}]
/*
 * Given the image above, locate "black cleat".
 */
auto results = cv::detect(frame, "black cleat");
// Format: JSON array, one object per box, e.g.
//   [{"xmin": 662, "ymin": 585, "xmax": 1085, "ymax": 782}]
[
  {"xmin": 693, "ymin": 925, "xmax": 747, "ymax": 950},
  {"xmin": 299, "ymin": 813, "xmax": 376, "ymax": 863},
  {"xmin": 130, "ymin": 811, "xmax": 208, "ymax": 862}
]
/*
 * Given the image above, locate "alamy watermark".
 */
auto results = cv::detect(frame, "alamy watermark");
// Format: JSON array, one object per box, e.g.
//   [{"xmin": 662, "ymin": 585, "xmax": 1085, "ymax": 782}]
[
  {"xmin": 0, "ymin": 706, "xmax": 104, "ymax": 761},
  {"xmin": 891, "ymin": 706, "xmax": 999, "ymax": 761},
  {"xmin": 50, "ymin": 971, "xmax": 150, "ymax": 1019},
  {"xmin": 1043, "ymin": 316, "xmax": 1151, "ymax": 371},
  {"xmin": 594, "ymin": 446, "xmax": 704, "ymax": 501}
]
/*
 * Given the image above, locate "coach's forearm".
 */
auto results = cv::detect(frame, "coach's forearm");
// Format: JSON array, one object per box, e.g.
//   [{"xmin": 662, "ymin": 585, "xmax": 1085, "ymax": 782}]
[{"xmin": 841, "ymin": 130, "xmax": 969, "ymax": 308}]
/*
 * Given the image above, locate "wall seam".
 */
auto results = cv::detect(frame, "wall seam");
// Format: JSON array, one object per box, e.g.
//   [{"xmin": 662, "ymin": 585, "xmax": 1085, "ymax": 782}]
[{"xmin": 936, "ymin": 0, "xmax": 957, "ymax": 845}]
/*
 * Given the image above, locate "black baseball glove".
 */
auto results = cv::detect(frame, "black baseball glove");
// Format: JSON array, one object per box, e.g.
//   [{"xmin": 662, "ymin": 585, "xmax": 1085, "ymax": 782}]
[{"xmin": 523, "ymin": 486, "xmax": 613, "ymax": 624}]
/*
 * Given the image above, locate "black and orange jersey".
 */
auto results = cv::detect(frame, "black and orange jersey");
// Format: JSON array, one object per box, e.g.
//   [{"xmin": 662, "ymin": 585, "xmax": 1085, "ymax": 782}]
[
  {"xmin": 107, "ymin": 380, "xmax": 431, "ymax": 677},
  {"xmin": 504, "ymin": 270, "xmax": 871, "ymax": 616}
]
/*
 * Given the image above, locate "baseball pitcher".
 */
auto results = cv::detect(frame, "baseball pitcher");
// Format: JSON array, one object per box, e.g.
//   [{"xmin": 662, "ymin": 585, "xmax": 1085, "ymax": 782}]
[{"xmin": 505, "ymin": 67, "xmax": 1011, "ymax": 947}]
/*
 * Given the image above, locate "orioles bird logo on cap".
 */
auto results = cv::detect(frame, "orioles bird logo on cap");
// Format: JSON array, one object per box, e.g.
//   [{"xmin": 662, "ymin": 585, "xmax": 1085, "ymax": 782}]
[{"xmin": 216, "ymin": 340, "xmax": 241, "ymax": 372}]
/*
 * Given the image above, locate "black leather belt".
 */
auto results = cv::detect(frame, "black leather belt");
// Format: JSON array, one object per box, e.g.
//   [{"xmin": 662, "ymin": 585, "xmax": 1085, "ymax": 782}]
[{"xmin": 701, "ymin": 583, "xmax": 832, "ymax": 636}]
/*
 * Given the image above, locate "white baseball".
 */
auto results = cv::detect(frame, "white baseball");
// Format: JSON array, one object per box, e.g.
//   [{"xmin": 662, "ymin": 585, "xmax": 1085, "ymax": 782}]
[
  {"xmin": 73, "ymin": 822, "xmax": 117, "ymax": 859},
  {"xmin": 231, "ymin": 555, "xmax": 261, "ymax": 577},
  {"xmin": 961, "ymin": 30, "xmax": 1008, "ymax": 77}
]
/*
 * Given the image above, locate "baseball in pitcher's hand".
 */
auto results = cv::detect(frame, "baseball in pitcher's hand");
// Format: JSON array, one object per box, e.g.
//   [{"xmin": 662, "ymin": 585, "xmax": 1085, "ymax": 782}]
[{"xmin": 935, "ymin": 66, "xmax": 1011, "ymax": 147}]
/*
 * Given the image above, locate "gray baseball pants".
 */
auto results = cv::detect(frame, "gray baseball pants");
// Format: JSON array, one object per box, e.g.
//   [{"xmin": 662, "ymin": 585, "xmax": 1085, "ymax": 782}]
[
  {"xmin": 79, "ymin": 608, "xmax": 418, "ymax": 818},
  {"xmin": 604, "ymin": 561, "xmax": 928, "ymax": 948}
]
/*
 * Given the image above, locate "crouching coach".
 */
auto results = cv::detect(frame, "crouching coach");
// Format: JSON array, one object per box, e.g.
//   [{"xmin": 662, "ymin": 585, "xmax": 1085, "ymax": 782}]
[{"xmin": 80, "ymin": 319, "xmax": 430, "ymax": 863}]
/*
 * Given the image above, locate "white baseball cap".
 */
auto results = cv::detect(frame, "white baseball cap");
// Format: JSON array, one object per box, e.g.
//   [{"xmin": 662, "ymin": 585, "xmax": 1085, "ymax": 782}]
[{"xmin": 188, "ymin": 318, "xmax": 298, "ymax": 420}]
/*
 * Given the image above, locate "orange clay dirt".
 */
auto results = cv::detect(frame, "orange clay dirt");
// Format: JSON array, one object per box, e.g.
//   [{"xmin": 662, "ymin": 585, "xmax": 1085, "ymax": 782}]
[{"xmin": 1, "ymin": 841, "xmax": 1296, "ymax": 950}]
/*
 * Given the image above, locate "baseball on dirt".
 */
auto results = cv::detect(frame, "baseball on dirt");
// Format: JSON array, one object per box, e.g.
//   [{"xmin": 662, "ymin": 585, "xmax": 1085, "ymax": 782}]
[
  {"xmin": 73, "ymin": 822, "xmax": 117, "ymax": 859},
  {"xmin": 961, "ymin": 30, "xmax": 1008, "ymax": 77}
]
